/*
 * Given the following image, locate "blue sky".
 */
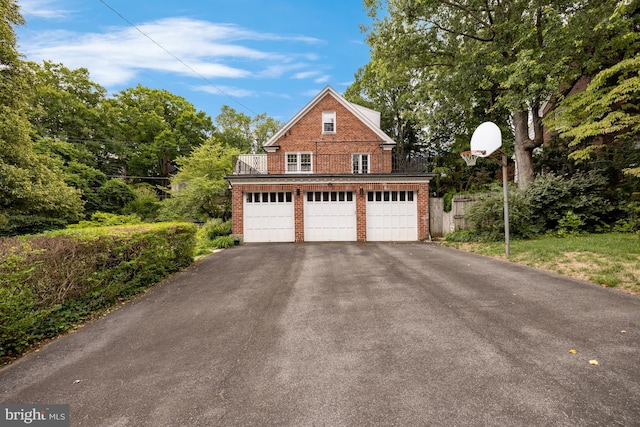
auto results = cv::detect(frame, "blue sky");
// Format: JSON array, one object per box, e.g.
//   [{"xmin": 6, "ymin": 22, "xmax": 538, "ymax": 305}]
[{"xmin": 15, "ymin": 0, "xmax": 374, "ymax": 122}]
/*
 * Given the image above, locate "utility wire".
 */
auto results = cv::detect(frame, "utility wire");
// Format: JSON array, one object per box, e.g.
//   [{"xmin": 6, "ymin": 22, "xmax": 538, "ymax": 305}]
[{"xmin": 97, "ymin": 0, "xmax": 260, "ymax": 116}]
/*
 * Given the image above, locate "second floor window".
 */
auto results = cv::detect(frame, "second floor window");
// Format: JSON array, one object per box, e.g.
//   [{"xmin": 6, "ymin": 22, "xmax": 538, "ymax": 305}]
[
  {"xmin": 352, "ymin": 154, "xmax": 369, "ymax": 174},
  {"xmin": 287, "ymin": 152, "xmax": 312, "ymax": 173},
  {"xmin": 322, "ymin": 111, "xmax": 336, "ymax": 133}
]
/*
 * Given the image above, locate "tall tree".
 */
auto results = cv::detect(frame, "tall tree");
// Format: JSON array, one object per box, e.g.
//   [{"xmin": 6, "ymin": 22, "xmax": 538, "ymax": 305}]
[
  {"xmin": 345, "ymin": 61, "xmax": 426, "ymax": 156},
  {"xmin": 214, "ymin": 106, "xmax": 282, "ymax": 153},
  {"xmin": 160, "ymin": 137, "xmax": 240, "ymax": 221},
  {"xmin": 547, "ymin": 1, "xmax": 640, "ymax": 177},
  {"xmin": 0, "ymin": 1, "xmax": 83, "ymax": 235},
  {"xmin": 108, "ymin": 85, "xmax": 215, "ymax": 180},
  {"xmin": 25, "ymin": 61, "xmax": 107, "ymax": 141},
  {"xmin": 362, "ymin": 0, "xmax": 623, "ymax": 188}
]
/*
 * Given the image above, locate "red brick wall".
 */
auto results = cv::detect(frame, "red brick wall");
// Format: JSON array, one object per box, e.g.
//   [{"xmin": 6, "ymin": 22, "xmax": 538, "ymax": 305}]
[
  {"xmin": 231, "ymin": 185, "xmax": 244, "ymax": 235},
  {"xmin": 267, "ymin": 93, "xmax": 392, "ymax": 174}
]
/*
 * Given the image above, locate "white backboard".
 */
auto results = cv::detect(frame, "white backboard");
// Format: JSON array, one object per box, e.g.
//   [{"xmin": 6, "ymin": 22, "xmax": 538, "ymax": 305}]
[{"xmin": 470, "ymin": 122, "xmax": 502, "ymax": 157}]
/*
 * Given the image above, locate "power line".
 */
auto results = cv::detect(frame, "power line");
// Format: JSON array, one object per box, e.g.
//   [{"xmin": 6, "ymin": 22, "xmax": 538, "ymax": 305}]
[{"xmin": 97, "ymin": 0, "xmax": 260, "ymax": 116}]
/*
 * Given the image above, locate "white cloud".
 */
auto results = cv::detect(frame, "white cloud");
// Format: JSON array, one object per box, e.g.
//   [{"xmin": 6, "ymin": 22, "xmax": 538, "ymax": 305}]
[
  {"xmin": 292, "ymin": 70, "xmax": 330, "ymax": 84},
  {"xmin": 19, "ymin": 17, "xmax": 324, "ymax": 87},
  {"xmin": 293, "ymin": 71, "xmax": 320, "ymax": 80},
  {"xmin": 19, "ymin": 0, "xmax": 71, "ymax": 19},
  {"xmin": 193, "ymin": 85, "xmax": 255, "ymax": 98}
]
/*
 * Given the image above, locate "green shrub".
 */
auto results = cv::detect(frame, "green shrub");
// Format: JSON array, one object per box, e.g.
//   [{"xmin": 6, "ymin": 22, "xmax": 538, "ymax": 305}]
[
  {"xmin": 0, "ymin": 223, "xmax": 196, "ymax": 359},
  {"xmin": 614, "ymin": 201, "xmax": 640, "ymax": 233},
  {"xmin": 556, "ymin": 211, "xmax": 585, "ymax": 237},
  {"xmin": 445, "ymin": 230, "xmax": 483, "ymax": 242},
  {"xmin": 95, "ymin": 179, "xmax": 137, "ymax": 213},
  {"xmin": 463, "ymin": 186, "xmax": 537, "ymax": 241},
  {"xmin": 0, "ymin": 215, "xmax": 68, "ymax": 237},
  {"xmin": 524, "ymin": 171, "xmax": 613, "ymax": 233},
  {"xmin": 122, "ymin": 185, "xmax": 161, "ymax": 221},
  {"xmin": 69, "ymin": 212, "xmax": 142, "ymax": 229},
  {"xmin": 211, "ymin": 235, "xmax": 234, "ymax": 249},
  {"xmin": 204, "ymin": 219, "xmax": 232, "ymax": 239}
]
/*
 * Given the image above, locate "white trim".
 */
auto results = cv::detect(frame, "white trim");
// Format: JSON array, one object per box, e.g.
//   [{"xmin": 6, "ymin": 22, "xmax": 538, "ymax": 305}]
[
  {"xmin": 285, "ymin": 152, "xmax": 313, "ymax": 174},
  {"xmin": 322, "ymin": 110, "xmax": 336, "ymax": 134},
  {"xmin": 228, "ymin": 175, "xmax": 433, "ymax": 185},
  {"xmin": 351, "ymin": 153, "xmax": 370, "ymax": 174}
]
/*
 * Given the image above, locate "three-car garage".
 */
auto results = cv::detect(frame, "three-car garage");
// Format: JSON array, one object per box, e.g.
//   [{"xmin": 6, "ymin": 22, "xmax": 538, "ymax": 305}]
[{"xmin": 241, "ymin": 187, "xmax": 422, "ymax": 243}]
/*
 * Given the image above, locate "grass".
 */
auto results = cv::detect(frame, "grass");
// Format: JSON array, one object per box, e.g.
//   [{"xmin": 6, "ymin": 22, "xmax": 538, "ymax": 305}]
[{"xmin": 443, "ymin": 233, "xmax": 640, "ymax": 295}]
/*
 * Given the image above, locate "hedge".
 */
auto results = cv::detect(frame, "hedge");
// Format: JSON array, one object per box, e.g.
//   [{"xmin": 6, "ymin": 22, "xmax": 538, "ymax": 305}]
[{"xmin": 0, "ymin": 223, "xmax": 197, "ymax": 360}]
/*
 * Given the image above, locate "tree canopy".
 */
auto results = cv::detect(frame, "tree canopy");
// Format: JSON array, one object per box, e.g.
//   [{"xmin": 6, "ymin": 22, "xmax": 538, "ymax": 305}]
[
  {"xmin": 0, "ymin": 1, "xmax": 83, "ymax": 235},
  {"xmin": 355, "ymin": 0, "xmax": 637, "ymax": 188},
  {"xmin": 546, "ymin": 1, "xmax": 640, "ymax": 177}
]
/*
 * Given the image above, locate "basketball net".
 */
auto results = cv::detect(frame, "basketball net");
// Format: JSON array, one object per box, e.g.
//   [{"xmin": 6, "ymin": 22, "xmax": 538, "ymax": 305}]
[{"xmin": 460, "ymin": 150, "xmax": 485, "ymax": 166}]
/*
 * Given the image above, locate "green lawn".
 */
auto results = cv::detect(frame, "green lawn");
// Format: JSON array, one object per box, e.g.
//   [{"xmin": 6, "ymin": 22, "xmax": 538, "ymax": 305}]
[{"xmin": 444, "ymin": 233, "xmax": 640, "ymax": 294}]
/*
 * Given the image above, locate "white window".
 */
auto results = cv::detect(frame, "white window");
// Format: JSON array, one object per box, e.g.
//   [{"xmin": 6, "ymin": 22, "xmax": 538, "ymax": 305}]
[
  {"xmin": 322, "ymin": 111, "xmax": 336, "ymax": 133},
  {"xmin": 352, "ymin": 153, "xmax": 369, "ymax": 174},
  {"xmin": 286, "ymin": 152, "xmax": 312, "ymax": 173}
]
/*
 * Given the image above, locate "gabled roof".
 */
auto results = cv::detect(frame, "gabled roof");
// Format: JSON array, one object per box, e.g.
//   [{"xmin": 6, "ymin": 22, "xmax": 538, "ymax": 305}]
[{"xmin": 263, "ymin": 86, "xmax": 396, "ymax": 147}]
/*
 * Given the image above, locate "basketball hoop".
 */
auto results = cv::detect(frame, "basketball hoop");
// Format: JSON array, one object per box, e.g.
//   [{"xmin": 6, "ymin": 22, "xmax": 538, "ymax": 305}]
[{"xmin": 460, "ymin": 150, "xmax": 485, "ymax": 166}]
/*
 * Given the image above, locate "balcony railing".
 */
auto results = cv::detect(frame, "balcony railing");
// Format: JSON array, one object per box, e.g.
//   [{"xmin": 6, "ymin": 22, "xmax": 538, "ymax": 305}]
[{"xmin": 231, "ymin": 153, "xmax": 431, "ymax": 175}]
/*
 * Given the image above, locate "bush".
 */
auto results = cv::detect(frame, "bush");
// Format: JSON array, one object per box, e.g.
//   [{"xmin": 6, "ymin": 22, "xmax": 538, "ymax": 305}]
[
  {"xmin": 445, "ymin": 230, "xmax": 483, "ymax": 242},
  {"xmin": 122, "ymin": 185, "xmax": 161, "ymax": 221},
  {"xmin": 204, "ymin": 219, "xmax": 232, "ymax": 239},
  {"xmin": 0, "ymin": 215, "xmax": 68, "ymax": 237},
  {"xmin": 211, "ymin": 235, "xmax": 234, "ymax": 249},
  {"xmin": 0, "ymin": 223, "xmax": 197, "ymax": 359},
  {"xmin": 556, "ymin": 211, "xmax": 585, "ymax": 237},
  {"xmin": 614, "ymin": 201, "xmax": 640, "ymax": 233},
  {"xmin": 524, "ymin": 171, "xmax": 613, "ymax": 233},
  {"xmin": 68, "ymin": 212, "xmax": 142, "ymax": 228},
  {"xmin": 95, "ymin": 179, "xmax": 137, "ymax": 213},
  {"xmin": 194, "ymin": 219, "xmax": 234, "ymax": 255},
  {"xmin": 463, "ymin": 186, "xmax": 537, "ymax": 241}
]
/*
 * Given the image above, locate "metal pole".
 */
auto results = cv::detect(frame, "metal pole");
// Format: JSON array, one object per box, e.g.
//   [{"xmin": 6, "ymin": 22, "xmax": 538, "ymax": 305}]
[{"xmin": 502, "ymin": 152, "xmax": 510, "ymax": 258}]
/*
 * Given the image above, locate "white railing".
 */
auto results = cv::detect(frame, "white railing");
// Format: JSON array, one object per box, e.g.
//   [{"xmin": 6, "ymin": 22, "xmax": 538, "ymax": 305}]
[{"xmin": 235, "ymin": 154, "xmax": 268, "ymax": 174}]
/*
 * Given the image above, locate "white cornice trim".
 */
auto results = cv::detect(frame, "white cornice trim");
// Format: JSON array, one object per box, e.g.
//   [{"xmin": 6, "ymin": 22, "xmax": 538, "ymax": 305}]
[{"xmin": 227, "ymin": 174, "xmax": 434, "ymax": 186}]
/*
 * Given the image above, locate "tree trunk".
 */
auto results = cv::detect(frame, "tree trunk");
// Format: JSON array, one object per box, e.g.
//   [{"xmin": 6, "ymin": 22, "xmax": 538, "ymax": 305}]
[{"xmin": 512, "ymin": 108, "xmax": 543, "ymax": 189}]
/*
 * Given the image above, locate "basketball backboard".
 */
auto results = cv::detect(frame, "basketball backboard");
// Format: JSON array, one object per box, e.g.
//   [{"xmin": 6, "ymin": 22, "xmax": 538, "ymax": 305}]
[{"xmin": 470, "ymin": 122, "xmax": 502, "ymax": 157}]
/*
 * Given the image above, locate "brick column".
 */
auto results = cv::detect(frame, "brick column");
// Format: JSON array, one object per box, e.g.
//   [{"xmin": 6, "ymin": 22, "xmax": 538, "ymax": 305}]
[
  {"xmin": 417, "ymin": 183, "xmax": 430, "ymax": 240},
  {"xmin": 294, "ymin": 188, "xmax": 305, "ymax": 242},
  {"xmin": 356, "ymin": 188, "xmax": 367, "ymax": 242},
  {"xmin": 231, "ymin": 185, "xmax": 244, "ymax": 236}
]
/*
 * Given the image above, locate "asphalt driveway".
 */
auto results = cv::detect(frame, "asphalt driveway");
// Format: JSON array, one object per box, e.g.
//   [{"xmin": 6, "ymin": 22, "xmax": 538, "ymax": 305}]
[{"xmin": 1, "ymin": 242, "xmax": 639, "ymax": 426}]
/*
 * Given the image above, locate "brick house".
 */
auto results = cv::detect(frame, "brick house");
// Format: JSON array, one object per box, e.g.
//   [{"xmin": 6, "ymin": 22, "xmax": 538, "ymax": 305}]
[{"xmin": 226, "ymin": 86, "xmax": 434, "ymax": 242}]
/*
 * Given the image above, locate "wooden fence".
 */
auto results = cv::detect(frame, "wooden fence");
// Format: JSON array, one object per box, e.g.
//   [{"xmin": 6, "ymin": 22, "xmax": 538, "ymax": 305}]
[{"xmin": 429, "ymin": 194, "xmax": 479, "ymax": 238}]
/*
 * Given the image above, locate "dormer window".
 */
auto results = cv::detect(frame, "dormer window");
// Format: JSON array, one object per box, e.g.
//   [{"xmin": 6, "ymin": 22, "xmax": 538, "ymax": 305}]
[{"xmin": 322, "ymin": 111, "xmax": 336, "ymax": 133}]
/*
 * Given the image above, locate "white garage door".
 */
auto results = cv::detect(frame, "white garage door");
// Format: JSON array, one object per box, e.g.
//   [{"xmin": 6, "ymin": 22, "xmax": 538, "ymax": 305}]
[
  {"xmin": 366, "ymin": 190, "xmax": 417, "ymax": 241},
  {"xmin": 244, "ymin": 191, "xmax": 294, "ymax": 242},
  {"xmin": 304, "ymin": 191, "xmax": 356, "ymax": 241}
]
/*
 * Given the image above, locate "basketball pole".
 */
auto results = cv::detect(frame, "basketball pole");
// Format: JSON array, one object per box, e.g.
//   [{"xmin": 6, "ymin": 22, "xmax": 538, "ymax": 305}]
[
  {"xmin": 461, "ymin": 149, "xmax": 510, "ymax": 259},
  {"xmin": 485, "ymin": 150, "xmax": 510, "ymax": 258},
  {"xmin": 465, "ymin": 121, "xmax": 510, "ymax": 259},
  {"xmin": 500, "ymin": 151, "xmax": 510, "ymax": 258}
]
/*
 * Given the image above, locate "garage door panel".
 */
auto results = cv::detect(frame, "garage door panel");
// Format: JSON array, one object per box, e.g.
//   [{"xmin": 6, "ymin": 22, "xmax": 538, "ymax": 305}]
[
  {"xmin": 244, "ymin": 192, "xmax": 294, "ymax": 242},
  {"xmin": 367, "ymin": 190, "xmax": 417, "ymax": 241},
  {"xmin": 305, "ymin": 191, "xmax": 356, "ymax": 241}
]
